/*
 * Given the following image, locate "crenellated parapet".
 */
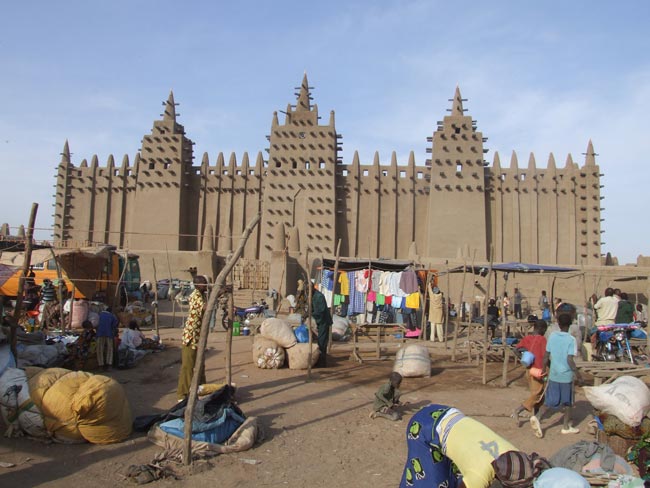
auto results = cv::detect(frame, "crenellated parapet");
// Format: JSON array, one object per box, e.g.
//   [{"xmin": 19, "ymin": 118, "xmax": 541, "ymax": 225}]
[{"xmin": 53, "ymin": 76, "xmax": 603, "ymax": 265}]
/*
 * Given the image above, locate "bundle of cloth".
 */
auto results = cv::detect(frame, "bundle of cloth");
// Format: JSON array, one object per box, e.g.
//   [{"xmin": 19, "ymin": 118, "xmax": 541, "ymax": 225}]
[{"xmin": 0, "ymin": 366, "xmax": 132, "ymax": 444}]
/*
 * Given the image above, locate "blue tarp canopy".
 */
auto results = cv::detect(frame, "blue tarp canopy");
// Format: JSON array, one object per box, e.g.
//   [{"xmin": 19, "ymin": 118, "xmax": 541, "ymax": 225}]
[{"xmin": 449, "ymin": 262, "xmax": 577, "ymax": 275}]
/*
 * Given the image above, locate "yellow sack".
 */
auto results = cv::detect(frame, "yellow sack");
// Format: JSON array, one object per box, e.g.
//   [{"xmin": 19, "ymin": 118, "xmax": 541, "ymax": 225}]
[
  {"xmin": 40, "ymin": 371, "xmax": 92, "ymax": 442},
  {"xmin": 72, "ymin": 375, "xmax": 132, "ymax": 444},
  {"xmin": 27, "ymin": 367, "xmax": 70, "ymax": 413}
]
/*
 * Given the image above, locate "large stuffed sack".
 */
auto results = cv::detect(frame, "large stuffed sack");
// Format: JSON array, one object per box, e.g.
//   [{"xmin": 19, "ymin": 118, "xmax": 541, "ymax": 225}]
[
  {"xmin": 29, "ymin": 367, "xmax": 132, "ymax": 443},
  {"xmin": 583, "ymin": 376, "xmax": 650, "ymax": 427},
  {"xmin": 0, "ymin": 367, "xmax": 47, "ymax": 438},
  {"xmin": 285, "ymin": 343, "xmax": 320, "ymax": 370},
  {"xmin": 252, "ymin": 336, "xmax": 285, "ymax": 369},
  {"xmin": 332, "ymin": 315, "xmax": 350, "ymax": 341},
  {"xmin": 533, "ymin": 467, "xmax": 589, "ymax": 488},
  {"xmin": 394, "ymin": 344, "xmax": 431, "ymax": 377},
  {"xmin": 260, "ymin": 318, "xmax": 296, "ymax": 349},
  {"xmin": 72, "ymin": 374, "xmax": 132, "ymax": 444}
]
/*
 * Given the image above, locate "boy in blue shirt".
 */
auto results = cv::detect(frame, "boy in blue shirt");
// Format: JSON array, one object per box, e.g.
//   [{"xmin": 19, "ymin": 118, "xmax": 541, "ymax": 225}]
[{"xmin": 529, "ymin": 313, "xmax": 582, "ymax": 438}]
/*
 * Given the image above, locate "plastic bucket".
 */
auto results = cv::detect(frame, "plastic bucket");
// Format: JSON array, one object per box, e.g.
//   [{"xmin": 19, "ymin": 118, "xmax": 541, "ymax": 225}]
[
  {"xmin": 242, "ymin": 326, "xmax": 250, "ymax": 336},
  {"xmin": 520, "ymin": 350, "xmax": 535, "ymax": 367}
]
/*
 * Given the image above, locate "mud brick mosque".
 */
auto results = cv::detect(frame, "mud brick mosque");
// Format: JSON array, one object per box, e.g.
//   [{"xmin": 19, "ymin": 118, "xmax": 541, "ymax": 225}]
[{"xmin": 53, "ymin": 74, "xmax": 604, "ymax": 266}]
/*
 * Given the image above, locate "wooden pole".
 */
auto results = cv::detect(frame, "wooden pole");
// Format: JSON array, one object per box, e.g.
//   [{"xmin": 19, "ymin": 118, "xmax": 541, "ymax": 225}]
[
  {"xmin": 328, "ymin": 239, "xmax": 341, "ymax": 352},
  {"xmin": 166, "ymin": 244, "xmax": 175, "ymax": 328},
  {"xmin": 421, "ymin": 272, "xmax": 432, "ymax": 341},
  {"xmin": 152, "ymin": 259, "xmax": 160, "ymax": 341},
  {"xmin": 451, "ymin": 259, "xmax": 467, "ymax": 362},
  {"xmin": 500, "ymin": 272, "xmax": 510, "ymax": 387},
  {"xmin": 444, "ymin": 262, "xmax": 450, "ymax": 347},
  {"xmin": 47, "ymin": 246, "xmax": 65, "ymax": 331},
  {"xmin": 225, "ymin": 252, "xmax": 234, "ymax": 387},
  {"xmin": 306, "ymin": 250, "xmax": 313, "ymax": 379},
  {"xmin": 11, "ymin": 203, "xmax": 38, "ymax": 358},
  {"xmin": 113, "ymin": 250, "xmax": 129, "ymax": 311},
  {"xmin": 482, "ymin": 246, "xmax": 495, "ymax": 385},
  {"xmin": 466, "ymin": 251, "xmax": 477, "ymax": 362},
  {"xmin": 183, "ymin": 213, "xmax": 260, "ymax": 466}
]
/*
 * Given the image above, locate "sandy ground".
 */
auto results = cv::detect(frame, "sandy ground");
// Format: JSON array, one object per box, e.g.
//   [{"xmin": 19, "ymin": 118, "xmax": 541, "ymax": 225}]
[{"xmin": 0, "ymin": 304, "xmax": 598, "ymax": 488}]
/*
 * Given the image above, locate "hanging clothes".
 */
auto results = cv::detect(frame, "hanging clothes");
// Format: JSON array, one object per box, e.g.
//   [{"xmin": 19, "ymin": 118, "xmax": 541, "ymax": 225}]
[
  {"xmin": 399, "ymin": 269, "xmax": 419, "ymax": 295},
  {"xmin": 348, "ymin": 271, "xmax": 366, "ymax": 315},
  {"xmin": 355, "ymin": 269, "xmax": 369, "ymax": 293},
  {"xmin": 379, "ymin": 272, "xmax": 392, "ymax": 296},
  {"xmin": 338, "ymin": 272, "xmax": 350, "ymax": 296},
  {"xmin": 389, "ymin": 272, "xmax": 405, "ymax": 297},
  {"xmin": 405, "ymin": 292, "xmax": 420, "ymax": 309},
  {"xmin": 371, "ymin": 271, "xmax": 382, "ymax": 293},
  {"xmin": 321, "ymin": 269, "xmax": 334, "ymax": 291}
]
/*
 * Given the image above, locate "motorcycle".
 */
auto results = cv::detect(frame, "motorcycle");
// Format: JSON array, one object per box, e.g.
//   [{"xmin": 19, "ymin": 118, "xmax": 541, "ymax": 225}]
[
  {"xmin": 594, "ymin": 324, "xmax": 637, "ymax": 364},
  {"xmin": 220, "ymin": 300, "xmax": 269, "ymax": 329}
]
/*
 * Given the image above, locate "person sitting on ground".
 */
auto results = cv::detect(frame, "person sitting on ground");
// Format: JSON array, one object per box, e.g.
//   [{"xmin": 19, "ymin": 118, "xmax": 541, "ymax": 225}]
[
  {"xmin": 400, "ymin": 403, "xmax": 551, "ymax": 487},
  {"xmin": 512, "ymin": 320, "xmax": 548, "ymax": 426},
  {"xmin": 370, "ymin": 372, "xmax": 407, "ymax": 421},
  {"xmin": 120, "ymin": 320, "xmax": 145, "ymax": 350},
  {"xmin": 529, "ymin": 313, "xmax": 582, "ymax": 439}
]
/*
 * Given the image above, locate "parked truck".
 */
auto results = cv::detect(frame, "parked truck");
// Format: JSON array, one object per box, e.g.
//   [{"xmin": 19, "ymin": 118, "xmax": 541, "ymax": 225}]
[{"xmin": 0, "ymin": 245, "xmax": 141, "ymax": 305}]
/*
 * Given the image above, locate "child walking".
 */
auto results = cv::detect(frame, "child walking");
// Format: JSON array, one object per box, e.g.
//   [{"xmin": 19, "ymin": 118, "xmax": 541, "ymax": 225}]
[
  {"xmin": 530, "ymin": 313, "xmax": 582, "ymax": 438},
  {"xmin": 370, "ymin": 372, "xmax": 405, "ymax": 421},
  {"xmin": 511, "ymin": 320, "xmax": 548, "ymax": 427}
]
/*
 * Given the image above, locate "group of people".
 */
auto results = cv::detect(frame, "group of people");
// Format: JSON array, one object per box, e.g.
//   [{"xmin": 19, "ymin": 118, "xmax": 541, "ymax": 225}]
[
  {"xmin": 364, "ymin": 307, "xmax": 584, "ymax": 487},
  {"xmin": 71, "ymin": 309, "xmax": 146, "ymax": 372},
  {"xmin": 593, "ymin": 287, "xmax": 646, "ymax": 326}
]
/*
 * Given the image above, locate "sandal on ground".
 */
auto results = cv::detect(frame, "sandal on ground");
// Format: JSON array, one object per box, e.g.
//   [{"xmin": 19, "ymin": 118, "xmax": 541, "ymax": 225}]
[{"xmin": 561, "ymin": 426, "xmax": 580, "ymax": 434}]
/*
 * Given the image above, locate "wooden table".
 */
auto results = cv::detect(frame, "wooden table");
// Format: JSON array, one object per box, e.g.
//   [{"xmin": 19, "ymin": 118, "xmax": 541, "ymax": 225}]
[
  {"xmin": 575, "ymin": 360, "xmax": 650, "ymax": 386},
  {"xmin": 350, "ymin": 322, "xmax": 407, "ymax": 363}
]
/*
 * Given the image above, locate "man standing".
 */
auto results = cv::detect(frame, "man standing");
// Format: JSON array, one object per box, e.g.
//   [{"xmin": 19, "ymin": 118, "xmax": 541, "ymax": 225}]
[
  {"xmin": 428, "ymin": 284, "xmax": 445, "ymax": 342},
  {"xmin": 513, "ymin": 287, "xmax": 523, "ymax": 319},
  {"xmin": 311, "ymin": 281, "xmax": 333, "ymax": 368},
  {"xmin": 177, "ymin": 275, "xmax": 208, "ymax": 401},
  {"xmin": 594, "ymin": 287, "xmax": 618, "ymax": 326},
  {"xmin": 538, "ymin": 290, "xmax": 549, "ymax": 316},
  {"xmin": 96, "ymin": 307, "xmax": 119, "ymax": 371}
]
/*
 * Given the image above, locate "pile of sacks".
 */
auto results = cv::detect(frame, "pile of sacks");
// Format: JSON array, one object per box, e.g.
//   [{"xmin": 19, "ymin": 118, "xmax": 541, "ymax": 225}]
[
  {"xmin": 0, "ymin": 366, "xmax": 132, "ymax": 444},
  {"xmin": 252, "ymin": 318, "xmax": 320, "ymax": 370}
]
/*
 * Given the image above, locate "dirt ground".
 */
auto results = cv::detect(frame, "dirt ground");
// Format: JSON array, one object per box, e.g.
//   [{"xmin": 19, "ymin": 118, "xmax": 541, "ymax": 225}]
[{"xmin": 0, "ymin": 303, "xmax": 599, "ymax": 488}]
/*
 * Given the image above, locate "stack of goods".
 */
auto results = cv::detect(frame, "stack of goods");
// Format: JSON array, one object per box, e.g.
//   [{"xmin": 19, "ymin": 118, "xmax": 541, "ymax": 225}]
[
  {"xmin": 0, "ymin": 366, "xmax": 132, "ymax": 443},
  {"xmin": 252, "ymin": 318, "xmax": 319, "ymax": 370},
  {"xmin": 584, "ymin": 376, "xmax": 650, "ymax": 457}
]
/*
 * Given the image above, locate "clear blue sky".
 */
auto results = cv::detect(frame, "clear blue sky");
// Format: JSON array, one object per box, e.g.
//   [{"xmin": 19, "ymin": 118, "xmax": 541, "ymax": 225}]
[{"xmin": 1, "ymin": 1, "xmax": 648, "ymax": 264}]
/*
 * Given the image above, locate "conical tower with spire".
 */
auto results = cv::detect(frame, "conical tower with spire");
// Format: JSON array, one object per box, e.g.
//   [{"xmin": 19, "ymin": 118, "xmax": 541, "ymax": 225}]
[
  {"xmin": 262, "ymin": 73, "xmax": 340, "ymax": 259},
  {"xmin": 425, "ymin": 86, "xmax": 487, "ymax": 260},
  {"xmin": 129, "ymin": 90, "xmax": 196, "ymax": 250}
]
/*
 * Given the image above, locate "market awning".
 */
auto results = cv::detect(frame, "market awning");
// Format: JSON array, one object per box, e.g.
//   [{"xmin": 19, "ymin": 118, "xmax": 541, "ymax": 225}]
[
  {"xmin": 449, "ymin": 262, "xmax": 577, "ymax": 274},
  {"xmin": 321, "ymin": 257, "xmax": 415, "ymax": 272}
]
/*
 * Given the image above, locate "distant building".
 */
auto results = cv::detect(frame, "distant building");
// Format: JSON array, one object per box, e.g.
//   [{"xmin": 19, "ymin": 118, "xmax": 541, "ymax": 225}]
[{"xmin": 54, "ymin": 74, "xmax": 603, "ymax": 265}]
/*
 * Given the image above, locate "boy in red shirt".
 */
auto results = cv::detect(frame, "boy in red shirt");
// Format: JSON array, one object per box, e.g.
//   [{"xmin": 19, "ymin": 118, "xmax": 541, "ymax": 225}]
[{"xmin": 511, "ymin": 320, "xmax": 548, "ymax": 430}]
